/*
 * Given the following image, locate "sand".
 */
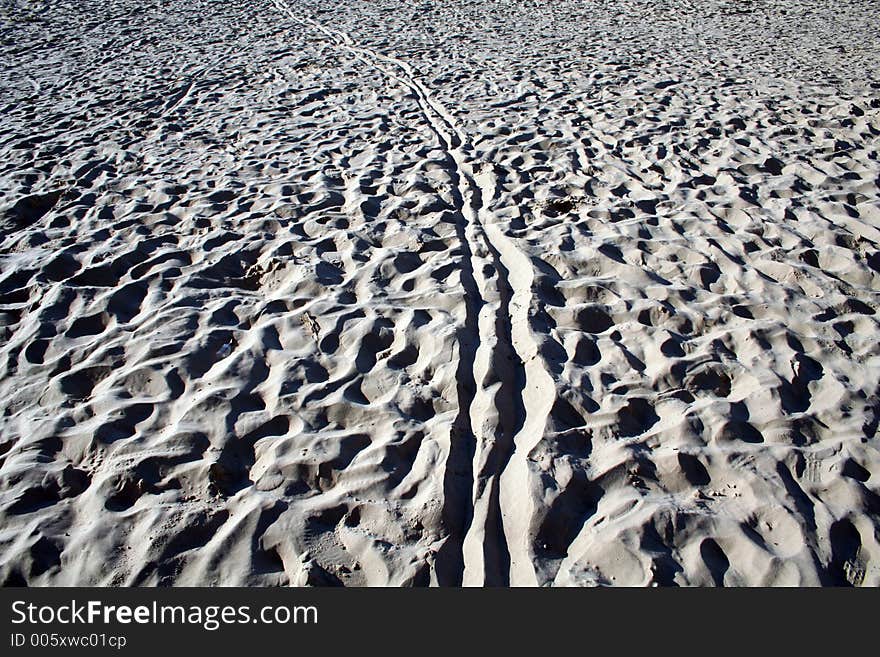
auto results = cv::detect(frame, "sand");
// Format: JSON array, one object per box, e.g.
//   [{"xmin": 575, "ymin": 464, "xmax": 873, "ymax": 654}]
[{"xmin": 1, "ymin": 0, "xmax": 879, "ymax": 586}]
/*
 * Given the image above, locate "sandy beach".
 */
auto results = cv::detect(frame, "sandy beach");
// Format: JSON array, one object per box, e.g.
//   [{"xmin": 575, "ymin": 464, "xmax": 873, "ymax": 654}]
[{"xmin": 1, "ymin": 0, "xmax": 879, "ymax": 586}]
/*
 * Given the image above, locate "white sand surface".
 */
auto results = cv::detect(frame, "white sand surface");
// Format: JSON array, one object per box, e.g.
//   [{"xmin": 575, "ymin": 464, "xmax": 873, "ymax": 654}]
[{"xmin": 1, "ymin": 0, "xmax": 879, "ymax": 586}]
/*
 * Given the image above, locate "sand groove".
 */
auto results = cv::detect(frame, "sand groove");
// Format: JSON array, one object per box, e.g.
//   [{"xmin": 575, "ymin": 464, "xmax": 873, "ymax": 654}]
[{"xmin": 270, "ymin": 0, "xmax": 556, "ymax": 585}]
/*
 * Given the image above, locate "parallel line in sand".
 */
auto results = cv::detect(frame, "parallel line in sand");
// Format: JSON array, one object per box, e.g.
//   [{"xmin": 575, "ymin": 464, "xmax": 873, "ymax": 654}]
[{"xmin": 270, "ymin": 0, "xmax": 556, "ymax": 586}]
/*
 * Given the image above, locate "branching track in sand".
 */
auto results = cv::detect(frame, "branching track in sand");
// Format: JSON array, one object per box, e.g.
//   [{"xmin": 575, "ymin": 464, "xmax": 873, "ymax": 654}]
[{"xmin": 270, "ymin": 0, "xmax": 555, "ymax": 586}]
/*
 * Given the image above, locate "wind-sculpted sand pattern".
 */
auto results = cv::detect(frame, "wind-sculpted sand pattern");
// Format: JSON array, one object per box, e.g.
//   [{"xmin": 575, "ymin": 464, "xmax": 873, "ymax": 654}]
[{"xmin": 1, "ymin": 0, "xmax": 879, "ymax": 586}]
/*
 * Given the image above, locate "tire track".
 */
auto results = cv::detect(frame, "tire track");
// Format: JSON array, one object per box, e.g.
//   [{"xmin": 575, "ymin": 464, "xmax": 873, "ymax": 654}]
[{"xmin": 269, "ymin": 0, "xmax": 555, "ymax": 586}]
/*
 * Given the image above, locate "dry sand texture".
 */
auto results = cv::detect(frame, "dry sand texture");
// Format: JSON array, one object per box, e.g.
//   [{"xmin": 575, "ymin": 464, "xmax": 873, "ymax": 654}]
[{"xmin": 1, "ymin": 0, "xmax": 879, "ymax": 586}]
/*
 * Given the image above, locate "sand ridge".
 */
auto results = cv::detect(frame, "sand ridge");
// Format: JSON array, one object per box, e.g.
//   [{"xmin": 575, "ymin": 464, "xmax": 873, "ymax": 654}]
[{"xmin": 1, "ymin": 0, "xmax": 879, "ymax": 586}]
